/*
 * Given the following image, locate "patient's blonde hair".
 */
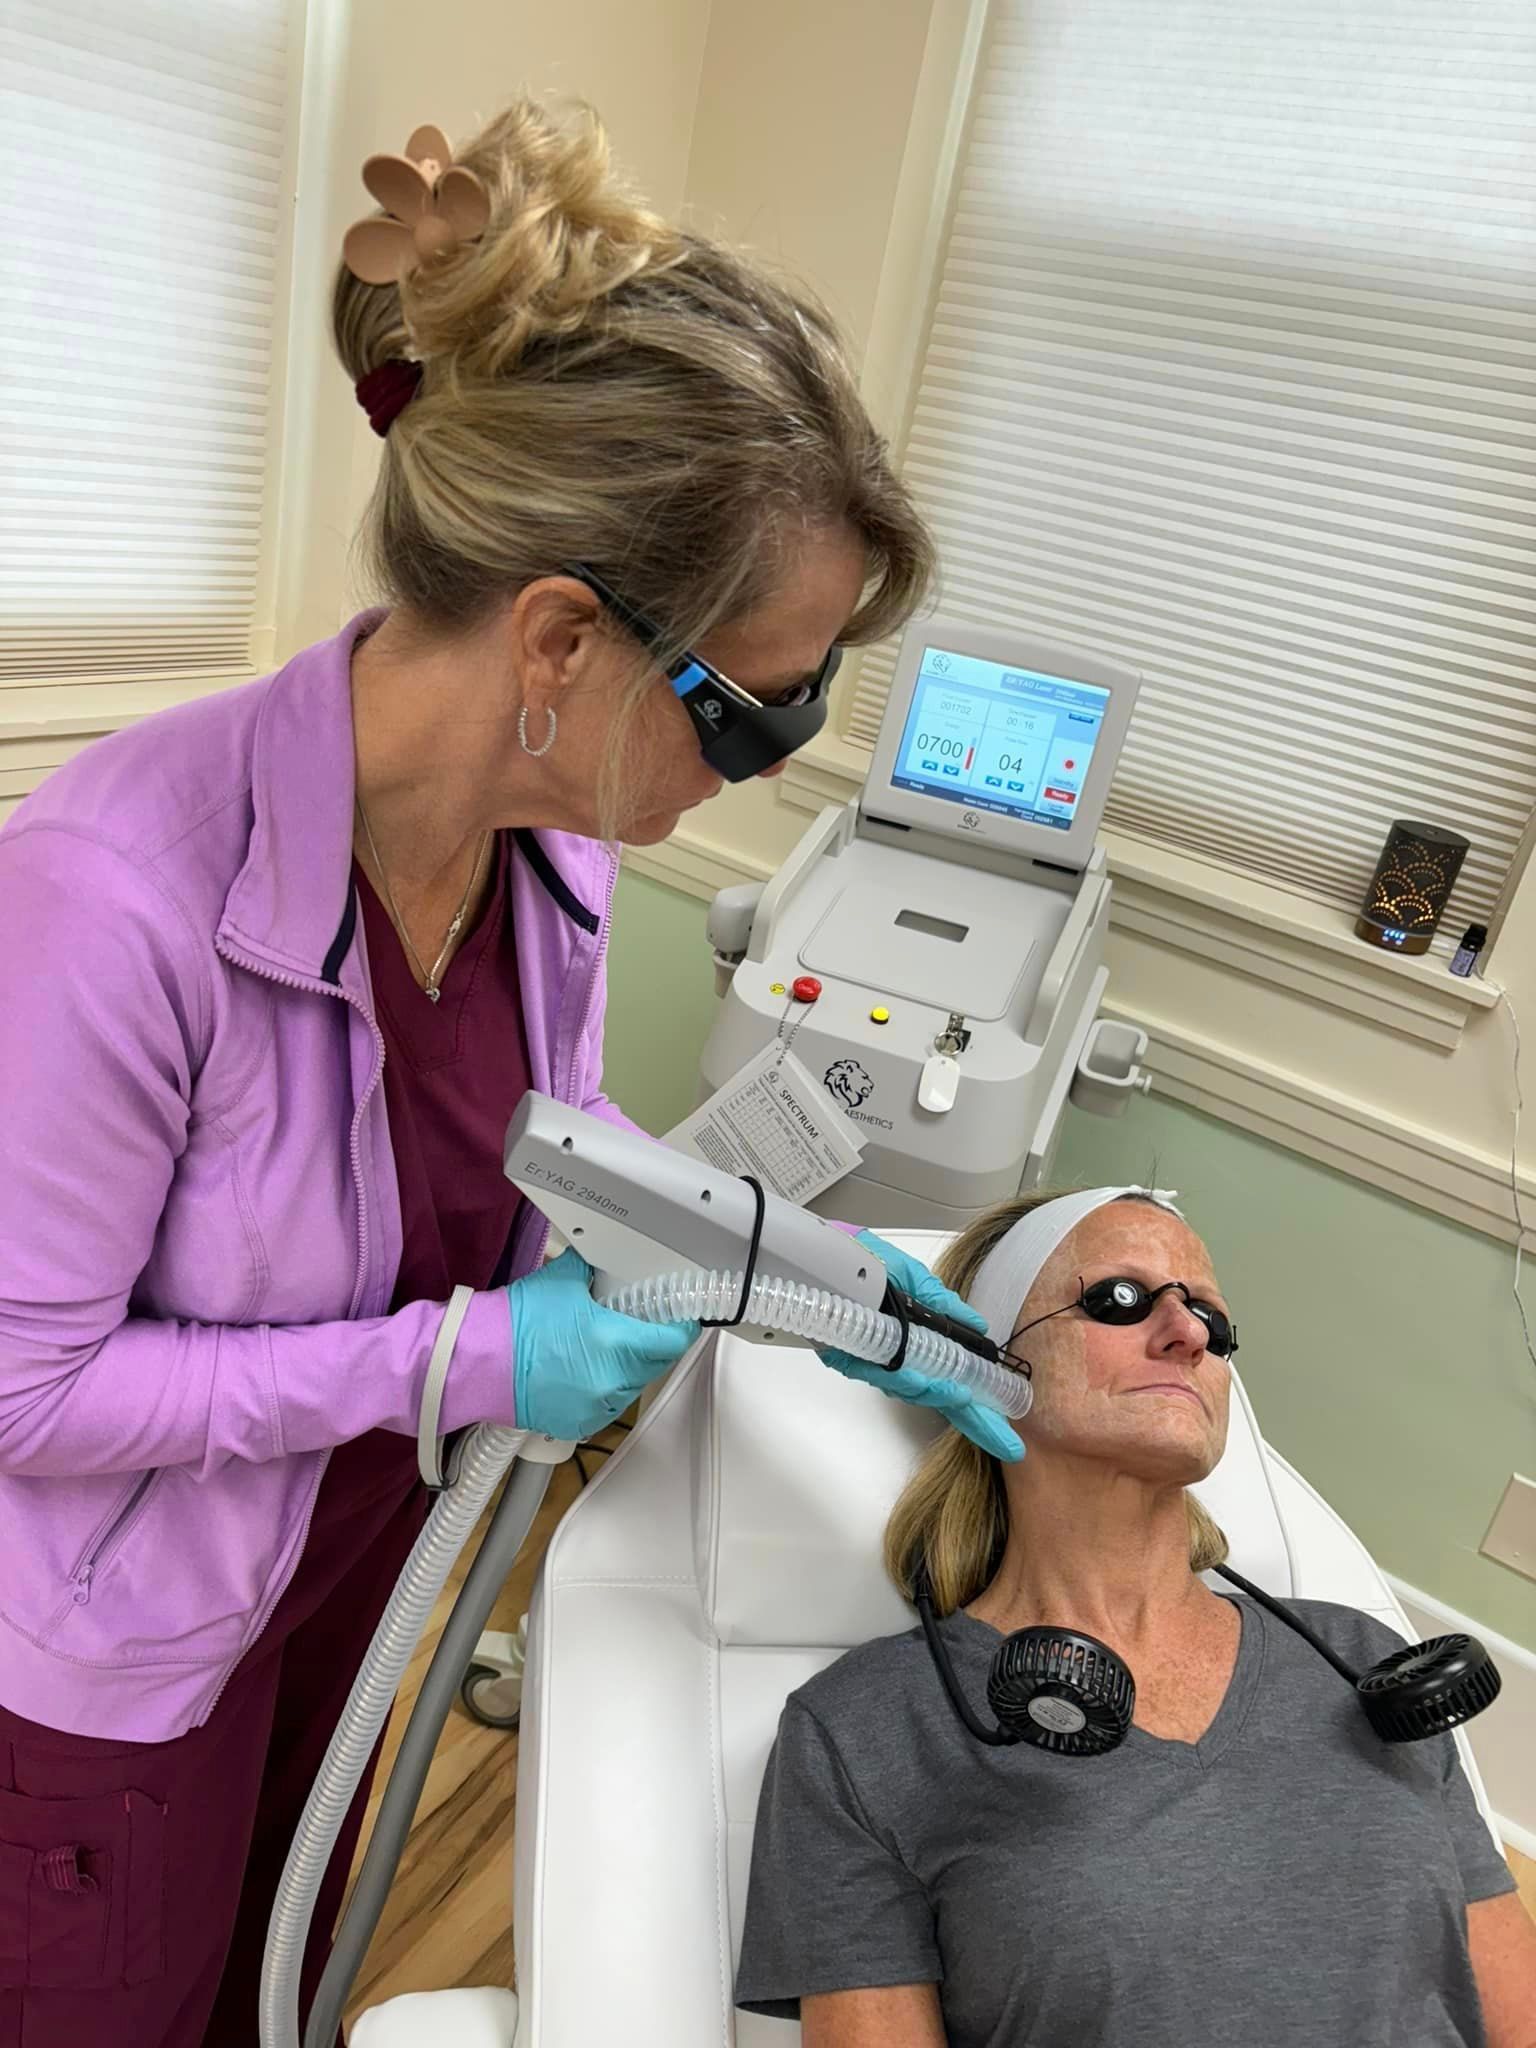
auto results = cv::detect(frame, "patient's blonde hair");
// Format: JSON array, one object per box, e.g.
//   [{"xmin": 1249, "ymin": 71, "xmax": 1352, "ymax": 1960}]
[
  {"xmin": 884, "ymin": 1192, "xmax": 1230, "ymax": 1616},
  {"xmin": 332, "ymin": 97, "xmax": 934, "ymax": 828}
]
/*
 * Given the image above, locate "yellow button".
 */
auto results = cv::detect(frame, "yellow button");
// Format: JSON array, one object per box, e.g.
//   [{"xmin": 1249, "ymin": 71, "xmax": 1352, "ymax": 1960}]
[
  {"xmin": 770, "ymin": 982, "xmax": 786, "ymax": 995},
  {"xmin": 870, "ymin": 1006, "xmax": 890, "ymax": 1024}
]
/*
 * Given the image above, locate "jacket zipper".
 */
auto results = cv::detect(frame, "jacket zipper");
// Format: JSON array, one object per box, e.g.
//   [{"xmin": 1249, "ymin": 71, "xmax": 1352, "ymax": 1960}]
[
  {"xmin": 71, "ymin": 1470, "xmax": 160, "ymax": 1605},
  {"xmin": 566, "ymin": 846, "xmax": 619, "ymax": 1094},
  {"xmin": 205, "ymin": 935, "xmax": 386, "ymax": 1710},
  {"xmin": 523, "ymin": 845, "xmax": 619, "ymax": 1277},
  {"xmin": 212, "ymin": 934, "xmax": 386, "ymax": 1321}
]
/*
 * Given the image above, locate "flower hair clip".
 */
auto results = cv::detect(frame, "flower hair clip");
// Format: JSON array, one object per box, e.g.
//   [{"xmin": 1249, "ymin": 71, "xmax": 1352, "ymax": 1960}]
[{"xmin": 342, "ymin": 125, "xmax": 491, "ymax": 284}]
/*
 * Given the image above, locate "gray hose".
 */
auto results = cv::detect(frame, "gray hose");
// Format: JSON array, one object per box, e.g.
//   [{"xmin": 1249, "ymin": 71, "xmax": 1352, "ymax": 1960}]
[
  {"xmin": 302, "ymin": 1452, "xmax": 554, "ymax": 2048},
  {"xmin": 263, "ymin": 1261, "xmax": 1023, "ymax": 2045},
  {"xmin": 260, "ymin": 1422, "xmax": 527, "ymax": 2048}
]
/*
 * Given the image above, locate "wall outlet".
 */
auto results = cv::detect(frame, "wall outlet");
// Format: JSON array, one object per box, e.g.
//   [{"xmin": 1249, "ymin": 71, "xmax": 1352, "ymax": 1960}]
[{"xmin": 1479, "ymin": 1473, "xmax": 1536, "ymax": 1583}]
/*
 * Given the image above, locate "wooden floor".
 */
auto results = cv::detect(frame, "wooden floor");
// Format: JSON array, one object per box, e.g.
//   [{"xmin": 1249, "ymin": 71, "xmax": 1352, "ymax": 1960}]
[{"xmin": 341, "ymin": 1440, "xmax": 1536, "ymax": 2028}]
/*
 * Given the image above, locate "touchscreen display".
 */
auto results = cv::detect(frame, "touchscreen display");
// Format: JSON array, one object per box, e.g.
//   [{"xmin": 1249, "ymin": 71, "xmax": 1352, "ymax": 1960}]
[{"xmin": 890, "ymin": 645, "xmax": 1111, "ymax": 829}]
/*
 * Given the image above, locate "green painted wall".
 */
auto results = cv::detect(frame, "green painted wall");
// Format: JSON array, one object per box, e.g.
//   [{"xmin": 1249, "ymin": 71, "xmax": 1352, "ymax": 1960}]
[
  {"xmin": 602, "ymin": 869, "xmax": 722, "ymax": 1134},
  {"xmin": 603, "ymin": 868, "xmax": 1536, "ymax": 1649}
]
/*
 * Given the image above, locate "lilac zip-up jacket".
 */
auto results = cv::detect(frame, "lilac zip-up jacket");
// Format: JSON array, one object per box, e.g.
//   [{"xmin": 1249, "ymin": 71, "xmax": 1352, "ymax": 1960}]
[{"xmin": 0, "ymin": 614, "xmax": 629, "ymax": 1741}]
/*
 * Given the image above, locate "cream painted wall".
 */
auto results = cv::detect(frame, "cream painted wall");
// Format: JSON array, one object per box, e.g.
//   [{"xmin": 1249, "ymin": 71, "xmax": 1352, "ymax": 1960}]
[
  {"xmin": 670, "ymin": 0, "xmax": 956, "ymax": 867},
  {"xmin": 274, "ymin": 0, "xmax": 713, "ymax": 659},
  {"xmin": 682, "ymin": 0, "xmax": 938, "ymax": 357},
  {"xmin": 275, "ymin": 0, "xmax": 946, "ymax": 870},
  {"xmin": 279, "ymin": 0, "xmax": 959, "ymax": 665}
]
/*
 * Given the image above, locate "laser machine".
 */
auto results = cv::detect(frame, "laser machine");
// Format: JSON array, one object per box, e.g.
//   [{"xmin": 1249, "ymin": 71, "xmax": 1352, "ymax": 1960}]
[{"xmin": 701, "ymin": 619, "xmax": 1151, "ymax": 1226}]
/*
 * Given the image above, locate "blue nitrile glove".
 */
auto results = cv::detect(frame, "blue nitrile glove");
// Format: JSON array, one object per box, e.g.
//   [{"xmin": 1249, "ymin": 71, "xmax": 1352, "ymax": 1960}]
[
  {"xmin": 509, "ymin": 1248, "xmax": 700, "ymax": 1441},
  {"xmin": 817, "ymin": 1231, "xmax": 1024, "ymax": 1463}
]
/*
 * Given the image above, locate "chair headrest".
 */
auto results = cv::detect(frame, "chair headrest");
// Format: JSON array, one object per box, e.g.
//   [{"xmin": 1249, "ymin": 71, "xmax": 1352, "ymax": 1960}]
[{"xmin": 700, "ymin": 1230, "xmax": 1292, "ymax": 1648}]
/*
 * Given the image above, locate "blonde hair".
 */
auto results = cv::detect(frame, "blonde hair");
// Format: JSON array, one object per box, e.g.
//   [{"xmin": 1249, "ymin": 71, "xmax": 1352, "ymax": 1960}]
[
  {"xmin": 883, "ymin": 1192, "xmax": 1230, "ymax": 1616},
  {"xmin": 332, "ymin": 97, "xmax": 935, "ymax": 821}
]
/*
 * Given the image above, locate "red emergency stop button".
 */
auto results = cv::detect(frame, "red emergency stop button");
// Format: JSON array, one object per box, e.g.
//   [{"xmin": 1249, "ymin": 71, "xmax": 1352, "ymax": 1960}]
[{"xmin": 792, "ymin": 975, "xmax": 822, "ymax": 1003}]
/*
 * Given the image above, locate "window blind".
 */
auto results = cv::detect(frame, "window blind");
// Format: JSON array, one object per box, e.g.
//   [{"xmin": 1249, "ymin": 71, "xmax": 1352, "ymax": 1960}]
[
  {"xmin": 0, "ymin": 0, "xmax": 289, "ymax": 685},
  {"xmin": 850, "ymin": 0, "xmax": 1536, "ymax": 933}
]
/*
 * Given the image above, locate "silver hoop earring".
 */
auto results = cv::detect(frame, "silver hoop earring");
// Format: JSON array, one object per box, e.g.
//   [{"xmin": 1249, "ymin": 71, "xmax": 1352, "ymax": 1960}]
[{"xmin": 518, "ymin": 705, "xmax": 557, "ymax": 758}]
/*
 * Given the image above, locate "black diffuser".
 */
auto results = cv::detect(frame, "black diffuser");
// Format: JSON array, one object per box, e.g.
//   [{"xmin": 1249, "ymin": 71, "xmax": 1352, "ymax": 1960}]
[{"xmin": 1355, "ymin": 820, "xmax": 1470, "ymax": 956}]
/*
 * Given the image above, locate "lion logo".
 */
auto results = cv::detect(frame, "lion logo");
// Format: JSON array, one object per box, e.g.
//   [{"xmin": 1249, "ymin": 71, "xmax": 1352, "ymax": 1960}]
[{"xmin": 824, "ymin": 1058, "xmax": 875, "ymax": 1110}]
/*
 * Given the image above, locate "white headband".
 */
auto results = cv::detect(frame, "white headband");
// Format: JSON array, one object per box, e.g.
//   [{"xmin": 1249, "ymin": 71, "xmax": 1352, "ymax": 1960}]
[{"xmin": 967, "ymin": 1186, "xmax": 1183, "ymax": 1351}]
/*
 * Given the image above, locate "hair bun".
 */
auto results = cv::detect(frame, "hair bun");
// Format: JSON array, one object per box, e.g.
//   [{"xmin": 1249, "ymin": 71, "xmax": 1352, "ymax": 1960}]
[
  {"xmin": 399, "ymin": 98, "xmax": 684, "ymax": 376},
  {"xmin": 328, "ymin": 89, "xmax": 934, "ymax": 764}
]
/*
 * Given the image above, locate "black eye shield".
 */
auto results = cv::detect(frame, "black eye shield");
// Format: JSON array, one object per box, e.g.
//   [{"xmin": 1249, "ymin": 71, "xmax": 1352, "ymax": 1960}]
[{"xmin": 566, "ymin": 565, "xmax": 841, "ymax": 782}]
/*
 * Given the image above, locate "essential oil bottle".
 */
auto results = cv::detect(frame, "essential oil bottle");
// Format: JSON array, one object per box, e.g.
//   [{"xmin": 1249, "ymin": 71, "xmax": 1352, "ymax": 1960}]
[{"xmin": 1448, "ymin": 922, "xmax": 1488, "ymax": 978}]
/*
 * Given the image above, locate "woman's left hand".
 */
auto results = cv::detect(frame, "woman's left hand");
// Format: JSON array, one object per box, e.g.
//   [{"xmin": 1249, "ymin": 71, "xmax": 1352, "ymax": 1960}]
[
  {"xmin": 509, "ymin": 1248, "xmax": 700, "ymax": 1441},
  {"xmin": 816, "ymin": 1231, "xmax": 1024, "ymax": 1463}
]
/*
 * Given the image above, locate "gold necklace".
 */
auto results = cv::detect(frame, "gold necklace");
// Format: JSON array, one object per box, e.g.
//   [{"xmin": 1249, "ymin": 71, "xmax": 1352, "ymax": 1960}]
[{"xmin": 356, "ymin": 799, "xmax": 491, "ymax": 1003}]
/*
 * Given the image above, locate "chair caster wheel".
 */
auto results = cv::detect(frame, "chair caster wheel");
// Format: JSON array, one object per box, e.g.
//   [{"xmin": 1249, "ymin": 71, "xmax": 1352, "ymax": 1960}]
[{"xmin": 460, "ymin": 1661, "xmax": 522, "ymax": 1730}]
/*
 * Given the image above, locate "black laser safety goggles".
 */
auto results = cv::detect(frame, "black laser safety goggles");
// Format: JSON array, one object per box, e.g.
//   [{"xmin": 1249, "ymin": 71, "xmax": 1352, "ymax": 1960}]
[
  {"xmin": 1013, "ymin": 1275, "xmax": 1240, "ymax": 1362},
  {"xmin": 568, "ymin": 565, "xmax": 842, "ymax": 782}
]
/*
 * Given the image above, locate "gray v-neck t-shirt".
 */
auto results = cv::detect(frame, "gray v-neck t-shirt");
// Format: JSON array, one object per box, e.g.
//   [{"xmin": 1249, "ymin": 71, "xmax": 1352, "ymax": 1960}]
[{"xmin": 735, "ymin": 1598, "xmax": 1514, "ymax": 2047}]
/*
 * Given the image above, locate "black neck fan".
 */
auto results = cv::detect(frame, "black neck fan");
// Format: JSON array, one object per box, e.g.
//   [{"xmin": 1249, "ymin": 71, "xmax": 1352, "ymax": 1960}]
[{"xmin": 913, "ymin": 1561, "xmax": 1500, "ymax": 1758}]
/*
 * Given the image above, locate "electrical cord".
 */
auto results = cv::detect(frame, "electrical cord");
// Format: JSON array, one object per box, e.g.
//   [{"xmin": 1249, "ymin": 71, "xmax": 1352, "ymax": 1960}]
[
  {"xmin": 573, "ymin": 1418, "xmax": 634, "ymax": 1491},
  {"xmin": 1482, "ymin": 974, "xmax": 1536, "ymax": 1373}
]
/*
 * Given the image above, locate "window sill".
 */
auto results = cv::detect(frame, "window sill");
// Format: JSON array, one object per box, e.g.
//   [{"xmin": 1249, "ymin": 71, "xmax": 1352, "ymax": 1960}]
[
  {"xmin": 777, "ymin": 736, "xmax": 1496, "ymax": 1050},
  {"xmin": 0, "ymin": 669, "xmax": 267, "ymax": 825},
  {"xmin": 0, "ymin": 669, "xmax": 262, "ymax": 744},
  {"xmin": 1101, "ymin": 831, "xmax": 1496, "ymax": 1049}
]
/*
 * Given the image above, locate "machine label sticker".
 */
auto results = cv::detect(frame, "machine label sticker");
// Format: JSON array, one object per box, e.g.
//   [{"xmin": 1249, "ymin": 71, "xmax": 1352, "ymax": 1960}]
[{"xmin": 666, "ymin": 1044, "xmax": 865, "ymax": 1204}]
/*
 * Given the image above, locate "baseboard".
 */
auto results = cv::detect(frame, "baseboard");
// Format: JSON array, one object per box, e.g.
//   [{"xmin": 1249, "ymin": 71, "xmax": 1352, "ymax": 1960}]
[{"xmin": 1386, "ymin": 1575, "xmax": 1536, "ymax": 1851}]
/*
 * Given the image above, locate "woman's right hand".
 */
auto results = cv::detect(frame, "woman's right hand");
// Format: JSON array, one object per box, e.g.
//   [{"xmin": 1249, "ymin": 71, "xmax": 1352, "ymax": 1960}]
[{"xmin": 507, "ymin": 1248, "xmax": 699, "ymax": 1441}]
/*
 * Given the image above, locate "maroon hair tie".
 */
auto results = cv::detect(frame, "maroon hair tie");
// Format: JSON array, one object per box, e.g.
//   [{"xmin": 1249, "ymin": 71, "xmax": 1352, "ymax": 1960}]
[{"xmin": 355, "ymin": 359, "xmax": 424, "ymax": 437}]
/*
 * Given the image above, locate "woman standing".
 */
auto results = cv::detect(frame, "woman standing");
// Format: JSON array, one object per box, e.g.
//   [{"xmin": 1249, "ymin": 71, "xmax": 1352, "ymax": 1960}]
[{"xmin": 0, "ymin": 98, "xmax": 996, "ymax": 2045}]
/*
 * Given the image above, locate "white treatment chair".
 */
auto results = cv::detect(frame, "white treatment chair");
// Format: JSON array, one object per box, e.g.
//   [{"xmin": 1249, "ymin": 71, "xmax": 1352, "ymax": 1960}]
[{"xmin": 353, "ymin": 1230, "xmax": 1499, "ymax": 2047}]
